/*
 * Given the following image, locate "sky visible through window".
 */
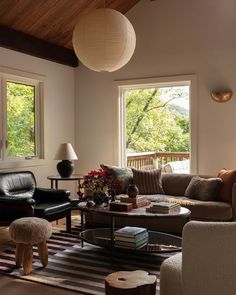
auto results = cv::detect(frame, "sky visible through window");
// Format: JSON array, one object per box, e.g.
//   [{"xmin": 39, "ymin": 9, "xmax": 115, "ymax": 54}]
[{"xmin": 159, "ymin": 86, "xmax": 189, "ymax": 110}]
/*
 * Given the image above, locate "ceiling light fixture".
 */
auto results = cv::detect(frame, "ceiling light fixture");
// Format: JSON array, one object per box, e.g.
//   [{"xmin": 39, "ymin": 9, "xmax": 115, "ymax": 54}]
[{"xmin": 72, "ymin": 8, "xmax": 136, "ymax": 72}]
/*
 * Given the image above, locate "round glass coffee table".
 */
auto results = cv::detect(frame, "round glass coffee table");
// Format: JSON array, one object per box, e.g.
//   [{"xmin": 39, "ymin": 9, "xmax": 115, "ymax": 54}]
[
  {"xmin": 81, "ymin": 228, "xmax": 182, "ymax": 253},
  {"xmin": 78, "ymin": 202, "xmax": 190, "ymax": 255}
]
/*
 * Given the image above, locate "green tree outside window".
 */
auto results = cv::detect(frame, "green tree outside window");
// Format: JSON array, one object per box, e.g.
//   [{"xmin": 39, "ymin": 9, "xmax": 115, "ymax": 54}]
[
  {"xmin": 7, "ymin": 81, "xmax": 36, "ymax": 157},
  {"xmin": 125, "ymin": 87, "xmax": 190, "ymax": 153}
]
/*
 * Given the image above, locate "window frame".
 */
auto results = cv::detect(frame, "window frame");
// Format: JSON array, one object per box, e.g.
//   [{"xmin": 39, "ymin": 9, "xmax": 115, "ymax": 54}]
[
  {"xmin": 114, "ymin": 74, "xmax": 198, "ymax": 174},
  {"xmin": 0, "ymin": 69, "xmax": 44, "ymax": 166}
]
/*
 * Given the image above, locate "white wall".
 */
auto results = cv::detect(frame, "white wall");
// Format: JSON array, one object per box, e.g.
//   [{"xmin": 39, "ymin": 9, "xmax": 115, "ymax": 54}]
[
  {"xmin": 0, "ymin": 47, "xmax": 76, "ymax": 192},
  {"xmin": 75, "ymin": 0, "xmax": 236, "ymax": 176}
]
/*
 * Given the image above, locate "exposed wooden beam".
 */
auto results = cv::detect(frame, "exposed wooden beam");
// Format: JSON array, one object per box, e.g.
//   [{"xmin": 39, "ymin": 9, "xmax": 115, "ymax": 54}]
[{"xmin": 0, "ymin": 25, "xmax": 79, "ymax": 67}]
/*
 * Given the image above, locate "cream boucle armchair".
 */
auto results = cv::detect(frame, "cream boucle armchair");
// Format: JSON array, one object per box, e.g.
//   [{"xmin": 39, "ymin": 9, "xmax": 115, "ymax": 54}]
[{"xmin": 160, "ymin": 221, "xmax": 236, "ymax": 295}]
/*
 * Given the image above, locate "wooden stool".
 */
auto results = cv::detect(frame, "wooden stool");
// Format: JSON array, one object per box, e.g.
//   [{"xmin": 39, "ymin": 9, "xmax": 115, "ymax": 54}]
[
  {"xmin": 9, "ymin": 217, "xmax": 52, "ymax": 275},
  {"xmin": 105, "ymin": 270, "xmax": 157, "ymax": 295}
]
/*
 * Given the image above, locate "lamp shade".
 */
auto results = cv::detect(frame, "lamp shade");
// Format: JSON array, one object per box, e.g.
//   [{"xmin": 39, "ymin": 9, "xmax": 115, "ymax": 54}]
[
  {"xmin": 72, "ymin": 8, "xmax": 136, "ymax": 72},
  {"xmin": 54, "ymin": 143, "xmax": 78, "ymax": 160}
]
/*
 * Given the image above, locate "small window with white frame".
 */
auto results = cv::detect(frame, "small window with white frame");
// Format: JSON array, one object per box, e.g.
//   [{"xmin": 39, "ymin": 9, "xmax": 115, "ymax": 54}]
[{"xmin": 0, "ymin": 72, "xmax": 43, "ymax": 161}]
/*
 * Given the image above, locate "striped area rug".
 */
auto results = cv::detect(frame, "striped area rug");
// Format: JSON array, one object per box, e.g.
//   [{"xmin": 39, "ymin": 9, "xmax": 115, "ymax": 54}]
[{"xmin": 0, "ymin": 220, "xmax": 169, "ymax": 295}]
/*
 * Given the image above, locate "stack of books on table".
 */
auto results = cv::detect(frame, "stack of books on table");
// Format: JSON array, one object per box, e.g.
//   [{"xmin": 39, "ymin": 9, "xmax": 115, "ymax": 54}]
[
  {"xmin": 146, "ymin": 202, "xmax": 180, "ymax": 214},
  {"xmin": 114, "ymin": 226, "xmax": 148, "ymax": 249},
  {"xmin": 120, "ymin": 195, "xmax": 151, "ymax": 208}
]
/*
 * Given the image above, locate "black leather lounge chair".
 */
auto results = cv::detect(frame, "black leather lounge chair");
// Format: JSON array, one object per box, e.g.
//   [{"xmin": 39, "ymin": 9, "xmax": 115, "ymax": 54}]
[{"xmin": 0, "ymin": 171, "xmax": 71, "ymax": 232}]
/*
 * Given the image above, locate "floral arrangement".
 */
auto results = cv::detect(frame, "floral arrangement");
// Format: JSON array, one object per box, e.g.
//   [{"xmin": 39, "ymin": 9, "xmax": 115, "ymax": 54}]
[
  {"xmin": 82, "ymin": 169, "xmax": 108, "ymax": 195},
  {"xmin": 79, "ymin": 168, "xmax": 119, "ymax": 205}
]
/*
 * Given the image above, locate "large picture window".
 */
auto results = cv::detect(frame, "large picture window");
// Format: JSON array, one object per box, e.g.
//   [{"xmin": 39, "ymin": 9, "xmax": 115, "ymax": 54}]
[
  {"xmin": 117, "ymin": 75, "xmax": 197, "ymax": 174},
  {"xmin": 0, "ymin": 73, "xmax": 43, "ymax": 161}
]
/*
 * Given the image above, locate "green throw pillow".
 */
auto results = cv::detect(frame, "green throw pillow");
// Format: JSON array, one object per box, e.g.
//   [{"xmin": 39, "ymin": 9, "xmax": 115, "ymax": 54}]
[{"xmin": 100, "ymin": 164, "xmax": 133, "ymax": 195}]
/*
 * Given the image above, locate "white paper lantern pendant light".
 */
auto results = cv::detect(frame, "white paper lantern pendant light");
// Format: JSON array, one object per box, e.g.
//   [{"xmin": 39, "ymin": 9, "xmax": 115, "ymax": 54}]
[{"xmin": 72, "ymin": 8, "xmax": 136, "ymax": 72}]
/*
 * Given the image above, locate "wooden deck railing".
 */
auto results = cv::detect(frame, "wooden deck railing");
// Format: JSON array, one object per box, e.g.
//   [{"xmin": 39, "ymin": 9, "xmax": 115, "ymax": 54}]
[{"xmin": 127, "ymin": 151, "xmax": 190, "ymax": 170}]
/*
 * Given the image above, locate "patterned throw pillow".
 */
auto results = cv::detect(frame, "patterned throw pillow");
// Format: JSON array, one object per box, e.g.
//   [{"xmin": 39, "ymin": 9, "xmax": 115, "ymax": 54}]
[
  {"xmin": 131, "ymin": 168, "xmax": 165, "ymax": 195},
  {"xmin": 100, "ymin": 164, "xmax": 133, "ymax": 195},
  {"xmin": 217, "ymin": 168, "xmax": 236, "ymax": 203},
  {"xmin": 184, "ymin": 176, "xmax": 222, "ymax": 201}
]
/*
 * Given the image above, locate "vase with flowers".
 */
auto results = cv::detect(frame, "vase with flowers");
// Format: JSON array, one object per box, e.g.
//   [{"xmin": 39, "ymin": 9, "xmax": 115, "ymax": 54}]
[{"xmin": 79, "ymin": 168, "xmax": 118, "ymax": 206}]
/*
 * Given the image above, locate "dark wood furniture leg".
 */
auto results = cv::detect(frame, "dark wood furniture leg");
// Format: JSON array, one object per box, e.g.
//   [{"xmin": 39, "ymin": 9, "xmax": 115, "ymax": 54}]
[
  {"xmin": 81, "ymin": 210, "xmax": 84, "ymax": 248},
  {"xmin": 66, "ymin": 211, "xmax": 71, "ymax": 233},
  {"xmin": 111, "ymin": 215, "xmax": 115, "ymax": 265}
]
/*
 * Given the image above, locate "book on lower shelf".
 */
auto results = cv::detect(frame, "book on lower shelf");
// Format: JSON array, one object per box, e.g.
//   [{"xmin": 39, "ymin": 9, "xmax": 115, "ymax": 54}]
[
  {"xmin": 114, "ymin": 240, "xmax": 148, "ymax": 249},
  {"xmin": 146, "ymin": 202, "xmax": 180, "ymax": 213},
  {"xmin": 114, "ymin": 226, "xmax": 147, "ymax": 237},
  {"xmin": 114, "ymin": 226, "xmax": 149, "ymax": 249},
  {"xmin": 115, "ymin": 231, "xmax": 148, "ymax": 242}
]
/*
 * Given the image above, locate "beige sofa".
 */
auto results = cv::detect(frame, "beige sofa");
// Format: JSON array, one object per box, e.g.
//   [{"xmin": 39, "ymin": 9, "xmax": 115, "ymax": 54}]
[{"xmin": 85, "ymin": 173, "xmax": 235, "ymax": 234}]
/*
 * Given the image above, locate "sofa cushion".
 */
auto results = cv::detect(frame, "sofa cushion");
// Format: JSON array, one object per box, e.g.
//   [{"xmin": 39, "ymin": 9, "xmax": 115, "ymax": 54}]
[
  {"xmin": 100, "ymin": 164, "xmax": 133, "ymax": 194},
  {"xmin": 161, "ymin": 173, "xmax": 194, "ymax": 196},
  {"xmin": 136, "ymin": 194, "xmax": 232, "ymax": 221},
  {"xmin": 184, "ymin": 176, "xmax": 222, "ymax": 201},
  {"xmin": 217, "ymin": 168, "xmax": 236, "ymax": 203},
  {"xmin": 182, "ymin": 198, "xmax": 232, "ymax": 221},
  {"xmin": 132, "ymin": 168, "xmax": 165, "ymax": 195}
]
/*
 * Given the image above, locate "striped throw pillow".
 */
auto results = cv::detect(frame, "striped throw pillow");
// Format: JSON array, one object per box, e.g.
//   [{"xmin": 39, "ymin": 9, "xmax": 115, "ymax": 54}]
[{"xmin": 132, "ymin": 168, "xmax": 165, "ymax": 195}]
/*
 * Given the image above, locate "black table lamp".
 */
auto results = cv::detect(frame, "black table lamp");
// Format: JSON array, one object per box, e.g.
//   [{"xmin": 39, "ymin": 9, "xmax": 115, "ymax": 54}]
[{"xmin": 54, "ymin": 143, "xmax": 78, "ymax": 177}]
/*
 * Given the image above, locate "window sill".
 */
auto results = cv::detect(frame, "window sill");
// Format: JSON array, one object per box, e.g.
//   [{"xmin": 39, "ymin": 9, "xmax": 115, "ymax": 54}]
[{"xmin": 0, "ymin": 159, "xmax": 46, "ymax": 169}]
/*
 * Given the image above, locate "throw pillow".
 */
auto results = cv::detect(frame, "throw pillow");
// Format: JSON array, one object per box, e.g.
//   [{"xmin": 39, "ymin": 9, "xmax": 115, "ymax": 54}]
[
  {"xmin": 184, "ymin": 176, "xmax": 222, "ymax": 201},
  {"xmin": 217, "ymin": 168, "xmax": 236, "ymax": 203},
  {"xmin": 100, "ymin": 164, "xmax": 133, "ymax": 195},
  {"xmin": 131, "ymin": 168, "xmax": 165, "ymax": 195}
]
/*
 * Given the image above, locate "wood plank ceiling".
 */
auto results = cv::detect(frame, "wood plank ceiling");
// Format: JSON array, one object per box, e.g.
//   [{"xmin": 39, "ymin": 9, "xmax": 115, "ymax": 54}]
[{"xmin": 0, "ymin": 0, "xmax": 140, "ymax": 67}]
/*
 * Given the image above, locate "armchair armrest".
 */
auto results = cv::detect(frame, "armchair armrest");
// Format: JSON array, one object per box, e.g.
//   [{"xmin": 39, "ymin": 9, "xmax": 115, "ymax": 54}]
[
  {"xmin": 33, "ymin": 188, "xmax": 71, "ymax": 204},
  {"xmin": 0, "ymin": 195, "xmax": 35, "ymax": 218},
  {"xmin": 0, "ymin": 195, "xmax": 35, "ymax": 205}
]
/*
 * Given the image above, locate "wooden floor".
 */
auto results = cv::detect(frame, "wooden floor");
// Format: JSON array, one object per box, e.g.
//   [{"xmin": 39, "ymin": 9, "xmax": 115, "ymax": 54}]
[{"xmin": 0, "ymin": 216, "xmax": 84, "ymax": 295}]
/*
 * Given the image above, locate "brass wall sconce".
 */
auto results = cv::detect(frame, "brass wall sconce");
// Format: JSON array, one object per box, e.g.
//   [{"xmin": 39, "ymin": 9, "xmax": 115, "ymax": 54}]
[{"xmin": 211, "ymin": 91, "xmax": 233, "ymax": 103}]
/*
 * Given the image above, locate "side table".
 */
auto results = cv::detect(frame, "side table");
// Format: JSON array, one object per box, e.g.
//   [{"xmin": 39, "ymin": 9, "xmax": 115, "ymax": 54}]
[
  {"xmin": 47, "ymin": 174, "xmax": 83, "ymax": 189},
  {"xmin": 47, "ymin": 174, "xmax": 84, "ymax": 208}
]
